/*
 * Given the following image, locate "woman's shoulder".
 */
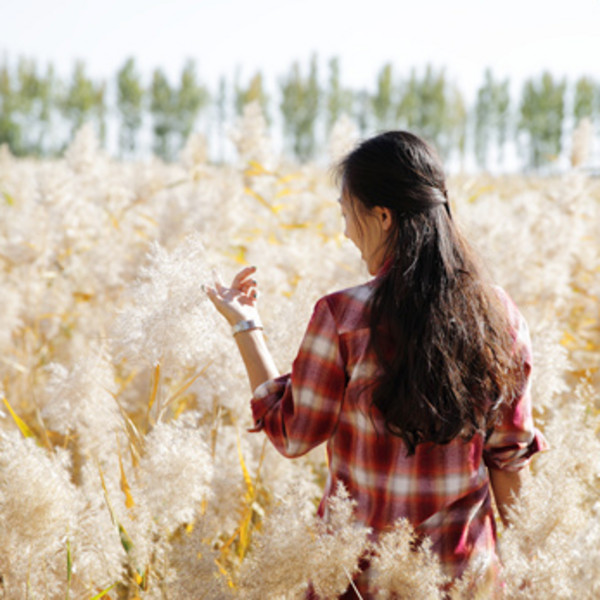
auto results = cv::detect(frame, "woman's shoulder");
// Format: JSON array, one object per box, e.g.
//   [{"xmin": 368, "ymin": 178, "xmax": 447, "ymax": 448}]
[
  {"xmin": 490, "ymin": 285, "xmax": 524, "ymax": 324},
  {"xmin": 317, "ymin": 281, "xmax": 374, "ymax": 332},
  {"xmin": 489, "ymin": 285, "xmax": 530, "ymax": 349}
]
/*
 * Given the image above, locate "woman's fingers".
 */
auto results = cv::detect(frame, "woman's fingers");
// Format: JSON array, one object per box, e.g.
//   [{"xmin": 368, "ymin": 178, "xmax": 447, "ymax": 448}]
[
  {"xmin": 238, "ymin": 278, "xmax": 257, "ymax": 294},
  {"xmin": 206, "ymin": 268, "xmax": 258, "ymax": 318},
  {"xmin": 204, "ymin": 285, "xmax": 220, "ymax": 305},
  {"xmin": 231, "ymin": 266, "xmax": 257, "ymax": 290},
  {"xmin": 239, "ymin": 285, "xmax": 258, "ymax": 305},
  {"xmin": 205, "ymin": 278, "xmax": 256, "ymax": 303}
]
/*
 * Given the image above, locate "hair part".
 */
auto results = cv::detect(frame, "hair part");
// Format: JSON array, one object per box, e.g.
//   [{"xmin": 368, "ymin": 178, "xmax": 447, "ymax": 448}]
[{"xmin": 338, "ymin": 131, "xmax": 523, "ymax": 455}]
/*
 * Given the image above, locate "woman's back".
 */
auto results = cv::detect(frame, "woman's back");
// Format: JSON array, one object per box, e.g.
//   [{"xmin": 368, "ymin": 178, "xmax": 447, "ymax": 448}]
[{"xmin": 252, "ymin": 281, "xmax": 544, "ymax": 582}]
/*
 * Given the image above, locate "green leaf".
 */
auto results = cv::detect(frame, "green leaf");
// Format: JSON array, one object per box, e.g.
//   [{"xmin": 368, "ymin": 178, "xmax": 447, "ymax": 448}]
[
  {"xmin": 119, "ymin": 523, "xmax": 134, "ymax": 554},
  {"xmin": 89, "ymin": 583, "xmax": 117, "ymax": 600},
  {"xmin": 66, "ymin": 538, "xmax": 72, "ymax": 600}
]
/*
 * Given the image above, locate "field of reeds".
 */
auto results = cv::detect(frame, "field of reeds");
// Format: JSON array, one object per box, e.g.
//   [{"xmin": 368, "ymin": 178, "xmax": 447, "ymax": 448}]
[{"xmin": 0, "ymin": 105, "xmax": 599, "ymax": 599}]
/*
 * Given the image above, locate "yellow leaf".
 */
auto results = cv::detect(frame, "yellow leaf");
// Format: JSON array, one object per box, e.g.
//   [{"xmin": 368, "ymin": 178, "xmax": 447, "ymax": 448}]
[
  {"xmin": 280, "ymin": 222, "xmax": 309, "ymax": 230},
  {"xmin": 115, "ymin": 367, "xmax": 138, "ymax": 396},
  {"xmin": 134, "ymin": 228, "xmax": 151, "ymax": 240},
  {"xmin": 236, "ymin": 432, "xmax": 254, "ymax": 497},
  {"xmin": 117, "ymin": 443, "xmax": 135, "ymax": 510},
  {"xmin": 97, "ymin": 464, "xmax": 117, "ymax": 525},
  {"xmin": 289, "ymin": 273, "xmax": 301, "ymax": 288},
  {"xmin": 236, "ymin": 437, "xmax": 267, "ymax": 560},
  {"xmin": 73, "ymin": 291, "xmax": 94, "ymax": 302},
  {"xmin": 244, "ymin": 160, "xmax": 272, "ymax": 177},
  {"xmin": 236, "ymin": 432, "xmax": 255, "ymax": 560},
  {"xmin": 214, "ymin": 558, "xmax": 236, "ymax": 589},
  {"xmin": 220, "ymin": 527, "xmax": 239, "ymax": 556},
  {"xmin": 238, "ymin": 507, "xmax": 253, "ymax": 559},
  {"xmin": 244, "ymin": 186, "xmax": 283, "ymax": 215},
  {"xmin": 145, "ymin": 363, "xmax": 161, "ymax": 430},
  {"xmin": 162, "ymin": 362, "xmax": 212, "ymax": 416},
  {"xmin": 2, "ymin": 396, "xmax": 36, "ymax": 439},
  {"xmin": 560, "ymin": 331, "xmax": 576, "ymax": 348},
  {"xmin": 241, "ymin": 227, "xmax": 264, "ymax": 239},
  {"xmin": 89, "ymin": 583, "xmax": 117, "ymax": 600},
  {"xmin": 277, "ymin": 173, "xmax": 301, "ymax": 184},
  {"xmin": 111, "ymin": 396, "xmax": 143, "ymax": 468},
  {"xmin": 466, "ymin": 185, "xmax": 494, "ymax": 204},
  {"xmin": 98, "ymin": 463, "xmax": 137, "ymax": 555},
  {"xmin": 2, "ymin": 189, "xmax": 15, "ymax": 205},
  {"xmin": 225, "ymin": 245, "xmax": 248, "ymax": 265},
  {"xmin": 98, "ymin": 465, "xmax": 142, "ymax": 570},
  {"xmin": 282, "ymin": 273, "xmax": 301, "ymax": 298},
  {"xmin": 274, "ymin": 187, "xmax": 294, "ymax": 199}
]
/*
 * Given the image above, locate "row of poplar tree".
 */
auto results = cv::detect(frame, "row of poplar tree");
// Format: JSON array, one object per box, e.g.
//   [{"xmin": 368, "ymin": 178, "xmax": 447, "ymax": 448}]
[{"xmin": 0, "ymin": 54, "xmax": 598, "ymax": 169}]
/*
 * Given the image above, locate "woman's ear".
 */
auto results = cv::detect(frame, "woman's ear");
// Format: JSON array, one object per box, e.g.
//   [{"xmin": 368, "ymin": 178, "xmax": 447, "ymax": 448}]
[{"xmin": 375, "ymin": 206, "xmax": 393, "ymax": 232}]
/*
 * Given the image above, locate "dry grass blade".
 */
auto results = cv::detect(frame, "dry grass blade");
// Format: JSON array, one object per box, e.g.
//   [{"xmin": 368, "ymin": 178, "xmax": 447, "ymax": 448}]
[
  {"xmin": 97, "ymin": 460, "xmax": 135, "ymax": 556},
  {"xmin": 214, "ymin": 558, "xmax": 236, "ymax": 590},
  {"xmin": 0, "ymin": 122, "xmax": 598, "ymax": 597},
  {"xmin": 225, "ymin": 244, "xmax": 248, "ymax": 265},
  {"xmin": 244, "ymin": 160, "xmax": 273, "ymax": 177},
  {"xmin": 244, "ymin": 186, "xmax": 284, "ymax": 214},
  {"xmin": 236, "ymin": 434, "xmax": 267, "ymax": 561},
  {"xmin": 145, "ymin": 363, "xmax": 161, "ymax": 432},
  {"xmin": 2, "ymin": 395, "xmax": 36, "ymax": 441},
  {"xmin": 89, "ymin": 583, "xmax": 117, "ymax": 600},
  {"xmin": 157, "ymin": 361, "xmax": 213, "ymax": 422},
  {"xmin": 66, "ymin": 537, "xmax": 72, "ymax": 600},
  {"xmin": 117, "ymin": 440, "xmax": 135, "ymax": 510},
  {"xmin": 112, "ymin": 397, "xmax": 143, "ymax": 467}
]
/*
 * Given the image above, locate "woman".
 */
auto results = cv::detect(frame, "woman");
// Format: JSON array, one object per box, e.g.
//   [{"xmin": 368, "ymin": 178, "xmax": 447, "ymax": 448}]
[{"xmin": 206, "ymin": 131, "xmax": 546, "ymax": 597}]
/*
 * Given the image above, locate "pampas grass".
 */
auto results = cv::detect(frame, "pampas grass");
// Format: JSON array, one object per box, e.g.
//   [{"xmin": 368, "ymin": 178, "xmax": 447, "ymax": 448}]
[{"xmin": 0, "ymin": 109, "xmax": 598, "ymax": 597}]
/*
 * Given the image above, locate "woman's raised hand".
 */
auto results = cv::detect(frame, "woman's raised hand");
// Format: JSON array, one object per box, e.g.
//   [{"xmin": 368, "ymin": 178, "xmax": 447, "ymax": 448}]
[{"xmin": 205, "ymin": 266, "xmax": 260, "ymax": 326}]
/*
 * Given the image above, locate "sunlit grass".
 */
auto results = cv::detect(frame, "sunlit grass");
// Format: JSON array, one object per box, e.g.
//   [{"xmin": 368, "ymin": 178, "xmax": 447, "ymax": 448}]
[{"xmin": 0, "ymin": 116, "xmax": 598, "ymax": 598}]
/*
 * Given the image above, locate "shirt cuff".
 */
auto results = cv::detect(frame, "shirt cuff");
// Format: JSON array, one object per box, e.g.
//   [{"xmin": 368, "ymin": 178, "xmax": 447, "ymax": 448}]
[
  {"xmin": 484, "ymin": 428, "xmax": 549, "ymax": 472},
  {"xmin": 248, "ymin": 375, "xmax": 289, "ymax": 432}
]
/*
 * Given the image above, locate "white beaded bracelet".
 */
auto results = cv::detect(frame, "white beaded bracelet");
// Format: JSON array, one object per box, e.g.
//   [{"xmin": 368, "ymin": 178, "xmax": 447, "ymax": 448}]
[{"xmin": 232, "ymin": 318, "xmax": 263, "ymax": 336}]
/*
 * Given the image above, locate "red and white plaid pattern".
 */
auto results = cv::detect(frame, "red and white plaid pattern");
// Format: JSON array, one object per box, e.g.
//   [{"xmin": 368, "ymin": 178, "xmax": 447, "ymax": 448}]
[{"xmin": 251, "ymin": 280, "xmax": 547, "ymax": 590}]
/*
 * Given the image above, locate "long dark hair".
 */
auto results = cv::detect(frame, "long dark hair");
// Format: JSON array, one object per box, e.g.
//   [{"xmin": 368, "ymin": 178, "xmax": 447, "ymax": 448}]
[{"xmin": 338, "ymin": 131, "xmax": 523, "ymax": 455}]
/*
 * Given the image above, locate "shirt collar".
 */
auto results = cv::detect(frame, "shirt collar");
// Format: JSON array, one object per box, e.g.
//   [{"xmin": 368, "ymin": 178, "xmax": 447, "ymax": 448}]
[{"xmin": 376, "ymin": 255, "xmax": 394, "ymax": 279}]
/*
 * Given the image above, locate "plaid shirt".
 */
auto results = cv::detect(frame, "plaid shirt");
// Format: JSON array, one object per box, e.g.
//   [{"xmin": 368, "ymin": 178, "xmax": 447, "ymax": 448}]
[{"xmin": 251, "ymin": 280, "xmax": 547, "ymax": 589}]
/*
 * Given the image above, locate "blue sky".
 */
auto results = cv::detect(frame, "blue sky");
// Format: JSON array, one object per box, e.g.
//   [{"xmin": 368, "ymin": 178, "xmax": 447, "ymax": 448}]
[{"xmin": 2, "ymin": 0, "xmax": 599, "ymax": 98}]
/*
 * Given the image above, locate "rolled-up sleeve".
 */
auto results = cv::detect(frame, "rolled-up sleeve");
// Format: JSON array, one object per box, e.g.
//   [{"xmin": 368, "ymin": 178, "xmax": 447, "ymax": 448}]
[
  {"xmin": 484, "ymin": 295, "xmax": 549, "ymax": 471},
  {"xmin": 249, "ymin": 296, "xmax": 346, "ymax": 458}
]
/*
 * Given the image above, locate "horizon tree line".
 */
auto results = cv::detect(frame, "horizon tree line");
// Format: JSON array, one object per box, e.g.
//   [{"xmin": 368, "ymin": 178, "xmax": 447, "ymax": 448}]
[{"xmin": 0, "ymin": 54, "xmax": 599, "ymax": 171}]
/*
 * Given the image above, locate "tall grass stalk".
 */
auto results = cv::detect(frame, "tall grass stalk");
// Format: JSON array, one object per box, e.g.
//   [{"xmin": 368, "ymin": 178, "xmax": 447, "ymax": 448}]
[{"xmin": 0, "ymin": 113, "xmax": 598, "ymax": 597}]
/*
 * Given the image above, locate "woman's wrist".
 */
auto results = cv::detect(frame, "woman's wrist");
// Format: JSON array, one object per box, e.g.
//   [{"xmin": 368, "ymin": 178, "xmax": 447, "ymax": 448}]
[{"xmin": 231, "ymin": 318, "xmax": 263, "ymax": 336}]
